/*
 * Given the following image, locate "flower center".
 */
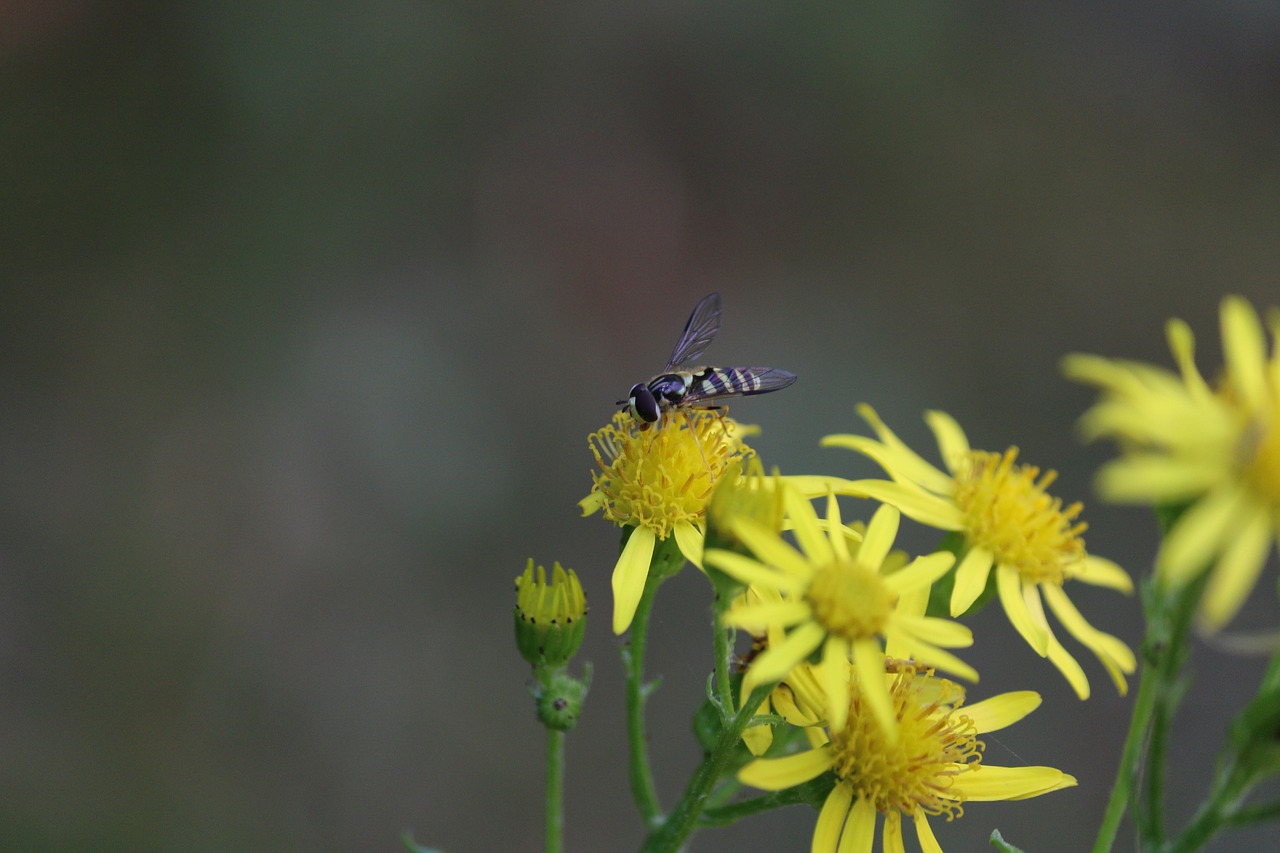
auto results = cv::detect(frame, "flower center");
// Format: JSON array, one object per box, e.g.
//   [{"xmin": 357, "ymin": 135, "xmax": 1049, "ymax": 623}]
[
  {"xmin": 952, "ymin": 448, "xmax": 1086, "ymax": 585},
  {"xmin": 586, "ymin": 410, "xmax": 754, "ymax": 540},
  {"xmin": 1241, "ymin": 410, "xmax": 1280, "ymax": 511},
  {"xmin": 806, "ymin": 559, "xmax": 896, "ymax": 640},
  {"xmin": 828, "ymin": 663, "xmax": 982, "ymax": 818}
]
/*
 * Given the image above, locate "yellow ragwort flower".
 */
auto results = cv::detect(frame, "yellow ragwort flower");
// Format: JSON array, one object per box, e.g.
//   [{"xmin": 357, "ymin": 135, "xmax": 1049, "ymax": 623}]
[
  {"xmin": 1064, "ymin": 295, "xmax": 1280, "ymax": 631},
  {"xmin": 738, "ymin": 662, "xmax": 1075, "ymax": 853},
  {"xmin": 823, "ymin": 406, "xmax": 1135, "ymax": 699},
  {"xmin": 705, "ymin": 485, "xmax": 975, "ymax": 740},
  {"xmin": 581, "ymin": 409, "xmax": 755, "ymax": 634}
]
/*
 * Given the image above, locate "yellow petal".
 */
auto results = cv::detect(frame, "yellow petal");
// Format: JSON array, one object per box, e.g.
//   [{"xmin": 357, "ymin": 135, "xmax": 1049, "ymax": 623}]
[
  {"xmin": 1157, "ymin": 484, "xmax": 1247, "ymax": 586},
  {"xmin": 962, "ymin": 691, "xmax": 1041, "ymax": 733},
  {"xmin": 826, "ymin": 492, "xmax": 850, "ymax": 561},
  {"xmin": 612, "ymin": 527, "xmax": 656, "ymax": 634},
  {"xmin": 834, "ymin": 479, "xmax": 965, "ymax": 530},
  {"xmin": 855, "ymin": 403, "xmax": 954, "ymax": 493},
  {"xmin": 673, "ymin": 521, "xmax": 704, "ymax": 570},
  {"xmin": 837, "ymin": 796, "xmax": 876, "ymax": 853},
  {"xmin": 723, "ymin": 600, "xmax": 812, "ymax": 631},
  {"xmin": 821, "ymin": 636, "xmax": 851, "ymax": 733},
  {"xmin": 923, "ymin": 409, "xmax": 971, "ymax": 475},
  {"xmin": 853, "ymin": 638, "xmax": 897, "ymax": 744},
  {"xmin": 953, "ymin": 765, "xmax": 1076, "ymax": 801},
  {"xmin": 785, "ymin": 475, "xmax": 871, "ymax": 499},
  {"xmin": 738, "ymin": 747, "xmax": 832, "ymax": 791},
  {"xmin": 881, "ymin": 809, "xmax": 905, "ymax": 853},
  {"xmin": 786, "ymin": 486, "xmax": 835, "ymax": 565},
  {"xmin": 1095, "ymin": 455, "xmax": 1227, "ymax": 504},
  {"xmin": 704, "ymin": 549, "xmax": 806, "ymax": 595},
  {"xmin": 892, "ymin": 614, "xmax": 972, "ymax": 649},
  {"xmin": 1045, "ymin": 629, "xmax": 1091, "ymax": 700},
  {"xmin": 1222, "ymin": 295, "xmax": 1268, "ymax": 411},
  {"xmin": 884, "ymin": 551, "xmax": 954, "ymax": 594},
  {"xmin": 858, "ymin": 504, "xmax": 900, "ymax": 570},
  {"xmin": 744, "ymin": 621, "xmax": 827, "ymax": 690},
  {"xmin": 1041, "ymin": 583, "xmax": 1136, "ymax": 694},
  {"xmin": 1199, "ymin": 501, "xmax": 1273, "ymax": 631},
  {"xmin": 913, "ymin": 810, "xmax": 943, "ymax": 853},
  {"xmin": 997, "ymin": 565, "xmax": 1048, "ymax": 656},
  {"xmin": 731, "ymin": 516, "xmax": 814, "ymax": 579},
  {"xmin": 1166, "ymin": 317, "xmax": 1214, "ymax": 404},
  {"xmin": 951, "ymin": 546, "xmax": 994, "ymax": 615},
  {"xmin": 1071, "ymin": 555, "xmax": 1134, "ymax": 593},
  {"xmin": 578, "ymin": 491, "xmax": 605, "ymax": 516},
  {"xmin": 813, "ymin": 783, "xmax": 853, "ymax": 853}
]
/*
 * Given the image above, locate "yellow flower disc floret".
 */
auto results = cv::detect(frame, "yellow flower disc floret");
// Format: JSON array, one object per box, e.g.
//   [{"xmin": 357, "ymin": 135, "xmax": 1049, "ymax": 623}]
[
  {"xmin": 1241, "ymin": 412, "xmax": 1280, "ymax": 510},
  {"xmin": 587, "ymin": 409, "xmax": 754, "ymax": 540},
  {"xmin": 827, "ymin": 663, "xmax": 981, "ymax": 820},
  {"xmin": 806, "ymin": 559, "xmax": 897, "ymax": 640},
  {"xmin": 952, "ymin": 448, "xmax": 1086, "ymax": 586}
]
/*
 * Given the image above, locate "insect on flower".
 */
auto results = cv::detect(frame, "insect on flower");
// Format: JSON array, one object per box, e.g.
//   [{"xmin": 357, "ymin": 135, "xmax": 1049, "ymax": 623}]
[{"xmin": 620, "ymin": 293, "xmax": 797, "ymax": 429}]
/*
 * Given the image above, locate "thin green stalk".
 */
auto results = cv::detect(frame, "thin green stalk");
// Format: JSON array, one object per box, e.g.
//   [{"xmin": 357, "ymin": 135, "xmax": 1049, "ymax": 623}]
[
  {"xmin": 638, "ymin": 685, "xmax": 772, "ymax": 853},
  {"xmin": 545, "ymin": 728, "xmax": 564, "ymax": 853},
  {"xmin": 698, "ymin": 787, "xmax": 812, "ymax": 826},
  {"xmin": 623, "ymin": 534, "xmax": 685, "ymax": 827},
  {"xmin": 712, "ymin": 599, "xmax": 735, "ymax": 719},
  {"xmin": 1092, "ymin": 657, "xmax": 1160, "ymax": 853}
]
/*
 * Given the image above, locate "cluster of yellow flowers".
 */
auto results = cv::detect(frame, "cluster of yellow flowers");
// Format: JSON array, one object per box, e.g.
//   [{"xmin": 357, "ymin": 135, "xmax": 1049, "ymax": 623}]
[{"xmin": 577, "ymin": 295, "xmax": 1280, "ymax": 852}]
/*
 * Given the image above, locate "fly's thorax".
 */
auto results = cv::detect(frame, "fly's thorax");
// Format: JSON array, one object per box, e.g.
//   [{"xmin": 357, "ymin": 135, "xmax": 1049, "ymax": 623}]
[{"xmin": 647, "ymin": 372, "xmax": 695, "ymax": 409}]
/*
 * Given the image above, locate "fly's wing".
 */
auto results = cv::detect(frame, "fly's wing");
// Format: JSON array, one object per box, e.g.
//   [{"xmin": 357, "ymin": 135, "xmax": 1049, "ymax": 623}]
[
  {"xmin": 663, "ymin": 292, "xmax": 722, "ymax": 371},
  {"xmin": 683, "ymin": 367, "xmax": 797, "ymax": 407}
]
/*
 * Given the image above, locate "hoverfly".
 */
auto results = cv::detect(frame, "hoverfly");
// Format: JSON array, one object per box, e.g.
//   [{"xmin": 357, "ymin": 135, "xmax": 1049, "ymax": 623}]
[{"xmin": 620, "ymin": 292, "xmax": 796, "ymax": 429}]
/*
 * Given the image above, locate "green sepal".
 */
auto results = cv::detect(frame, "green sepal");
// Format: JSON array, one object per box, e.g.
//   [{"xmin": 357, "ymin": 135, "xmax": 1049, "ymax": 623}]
[
  {"xmin": 534, "ymin": 666, "xmax": 591, "ymax": 732},
  {"xmin": 514, "ymin": 606, "xmax": 587, "ymax": 668},
  {"xmin": 989, "ymin": 829, "xmax": 1027, "ymax": 852}
]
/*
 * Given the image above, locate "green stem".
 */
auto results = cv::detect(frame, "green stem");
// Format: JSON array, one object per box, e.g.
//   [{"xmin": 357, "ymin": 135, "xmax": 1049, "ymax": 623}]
[
  {"xmin": 623, "ymin": 534, "xmax": 685, "ymax": 828},
  {"xmin": 1092, "ymin": 656, "xmax": 1160, "ymax": 853},
  {"xmin": 545, "ymin": 727, "xmax": 564, "ymax": 853},
  {"xmin": 698, "ymin": 787, "xmax": 813, "ymax": 826},
  {"xmin": 638, "ymin": 685, "xmax": 772, "ymax": 853},
  {"xmin": 712, "ymin": 599, "xmax": 735, "ymax": 720}
]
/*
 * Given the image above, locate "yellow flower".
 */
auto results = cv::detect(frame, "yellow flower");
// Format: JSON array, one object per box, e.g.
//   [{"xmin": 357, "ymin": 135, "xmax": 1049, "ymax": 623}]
[
  {"xmin": 823, "ymin": 407, "xmax": 1135, "ymax": 699},
  {"xmin": 581, "ymin": 409, "xmax": 755, "ymax": 633},
  {"xmin": 705, "ymin": 486, "xmax": 975, "ymax": 740},
  {"xmin": 1064, "ymin": 295, "xmax": 1280, "ymax": 631},
  {"xmin": 738, "ymin": 662, "xmax": 1075, "ymax": 853}
]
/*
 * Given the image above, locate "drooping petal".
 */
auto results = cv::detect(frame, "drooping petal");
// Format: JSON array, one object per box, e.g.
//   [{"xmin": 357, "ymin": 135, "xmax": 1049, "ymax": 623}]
[
  {"xmin": 738, "ymin": 747, "xmax": 832, "ymax": 791},
  {"xmin": 1045, "ymin": 629, "xmax": 1090, "ymax": 700},
  {"xmin": 881, "ymin": 809, "xmax": 905, "ymax": 853},
  {"xmin": 673, "ymin": 521, "xmax": 704, "ymax": 570},
  {"xmin": 837, "ymin": 796, "xmax": 876, "ymax": 853},
  {"xmin": 912, "ymin": 810, "xmax": 943, "ymax": 853},
  {"xmin": 812, "ymin": 783, "xmax": 854, "ymax": 853},
  {"xmin": 612, "ymin": 527, "xmax": 656, "ymax": 634},
  {"xmin": 962, "ymin": 691, "xmax": 1041, "ymax": 733},
  {"xmin": 996, "ymin": 565, "xmax": 1048, "ymax": 656},
  {"xmin": 1041, "ymin": 583, "xmax": 1135, "ymax": 695},
  {"xmin": 950, "ymin": 546, "xmax": 994, "ymax": 615},
  {"xmin": 897, "ymin": 636, "xmax": 979, "ymax": 683},
  {"xmin": 1199, "ymin": 501, "xmax": 1273, "ymax": 630}
]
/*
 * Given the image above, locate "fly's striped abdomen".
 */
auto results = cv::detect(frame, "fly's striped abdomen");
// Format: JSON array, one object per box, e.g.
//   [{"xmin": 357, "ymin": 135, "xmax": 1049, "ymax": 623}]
[{"xmin": 693, "ymin": 367, "xmax": 761, "ymax": 397}]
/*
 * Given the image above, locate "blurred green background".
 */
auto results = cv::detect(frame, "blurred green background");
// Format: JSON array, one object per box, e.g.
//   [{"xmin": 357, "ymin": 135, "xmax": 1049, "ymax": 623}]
[{"xmin": 3, "ymin": 3, "xmax": 1278, "ymax": 851}]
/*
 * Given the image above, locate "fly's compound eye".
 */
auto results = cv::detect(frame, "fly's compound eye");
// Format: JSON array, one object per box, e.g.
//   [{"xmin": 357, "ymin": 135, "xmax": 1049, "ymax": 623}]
[{"xmin": 628, "ymin": 384, "xmax": 660, "ymax": 424}]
